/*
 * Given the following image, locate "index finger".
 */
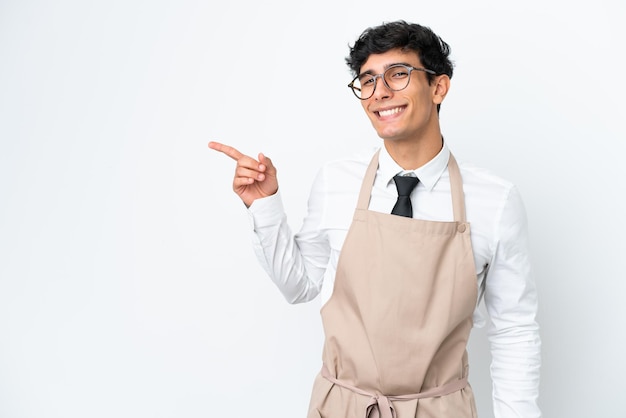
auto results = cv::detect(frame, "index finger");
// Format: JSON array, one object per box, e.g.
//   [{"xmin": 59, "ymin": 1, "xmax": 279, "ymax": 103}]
[{"xmin": 208, "ymin": 141, "xmax": 244, "ymax": 161}]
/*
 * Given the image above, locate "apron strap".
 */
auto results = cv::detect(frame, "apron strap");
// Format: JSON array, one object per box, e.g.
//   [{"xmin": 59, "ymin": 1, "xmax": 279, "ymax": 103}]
[
  {"xmin": 356, "ymin": 149, "xmax": 381, "ymax": 211},
  {"xmin": 447, "ymin": 153, "xmax": 466, "ymax": 224},
  {"xmin": 356, "ymin": 149, "xmax": 467, "ymax": 224}
]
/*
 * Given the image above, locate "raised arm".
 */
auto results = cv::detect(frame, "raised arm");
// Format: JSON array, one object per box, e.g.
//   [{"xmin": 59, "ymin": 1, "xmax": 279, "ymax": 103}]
[
  {"xmin": 208, "ymin": 140, "xmax": 328, "ymax": 304},
  {"xmin": 208, "ymin": 141, "xmax": 278, "ymax": 207}
]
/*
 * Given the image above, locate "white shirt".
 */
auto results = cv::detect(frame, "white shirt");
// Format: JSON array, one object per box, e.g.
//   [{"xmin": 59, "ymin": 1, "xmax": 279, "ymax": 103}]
[{"xmin": 247, "ymin": 143, "xmax": 541, "ymax": 418}]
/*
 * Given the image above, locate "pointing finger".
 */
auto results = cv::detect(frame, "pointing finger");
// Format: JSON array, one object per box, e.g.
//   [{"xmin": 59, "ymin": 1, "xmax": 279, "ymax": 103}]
[{"xmin": 208, "ymin": 141, "xmax": 244, "ymax": 161}]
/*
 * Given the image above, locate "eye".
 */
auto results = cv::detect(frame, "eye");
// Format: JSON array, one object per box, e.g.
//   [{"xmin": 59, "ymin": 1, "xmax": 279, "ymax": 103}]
[
  {"xmin": 360, "ymin": 75, "xmax": 376, "ymax": 86},
  {"xmin": 389, "ymin": 68, "xmax": 409, "ymax": 79}
]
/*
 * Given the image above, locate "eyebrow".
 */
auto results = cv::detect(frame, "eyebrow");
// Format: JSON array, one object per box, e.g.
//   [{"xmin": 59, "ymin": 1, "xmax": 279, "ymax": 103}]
[{"xmin": 358, "ymin": 62, "xmax": 414, "ymax": 77}]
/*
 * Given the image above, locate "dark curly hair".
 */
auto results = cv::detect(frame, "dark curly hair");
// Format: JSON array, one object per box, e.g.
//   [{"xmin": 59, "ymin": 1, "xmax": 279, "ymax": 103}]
[{"xmin": 346, "ymin": 20, "xmax": 454, "ymax": 85}]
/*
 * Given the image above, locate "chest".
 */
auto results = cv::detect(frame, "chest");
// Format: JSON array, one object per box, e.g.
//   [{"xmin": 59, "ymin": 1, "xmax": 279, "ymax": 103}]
[{"xmin": 321, "ymin": 187, "xmax": 493, "ymax": 275}]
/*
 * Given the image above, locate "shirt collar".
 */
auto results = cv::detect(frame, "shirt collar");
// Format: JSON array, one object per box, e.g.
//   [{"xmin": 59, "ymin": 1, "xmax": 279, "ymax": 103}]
[{"xmin": 378, "ymin": 141, "xmax": 450, "ymax": 191}]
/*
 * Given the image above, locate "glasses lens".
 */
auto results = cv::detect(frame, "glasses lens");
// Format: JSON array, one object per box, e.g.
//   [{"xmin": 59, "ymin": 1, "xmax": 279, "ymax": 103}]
[
  {"xmin": 350, "ymin": 74, "xmax": 375, "ymax": 99},
  {"xmin": 384, "ymin": 65, "xmax": 412, "ymax": 91}
]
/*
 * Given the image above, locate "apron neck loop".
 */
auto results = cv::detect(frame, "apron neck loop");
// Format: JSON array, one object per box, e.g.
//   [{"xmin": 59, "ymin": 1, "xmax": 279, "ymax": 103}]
[{"xmin": 357, "ymin": 149, "xmax": 467, "ymax": 224}]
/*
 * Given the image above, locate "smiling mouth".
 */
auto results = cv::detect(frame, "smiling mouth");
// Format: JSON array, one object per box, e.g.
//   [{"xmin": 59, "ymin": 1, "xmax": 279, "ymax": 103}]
[{"xmin": 376, "ymin": 106, "xmax": 405, "ymax": 117}]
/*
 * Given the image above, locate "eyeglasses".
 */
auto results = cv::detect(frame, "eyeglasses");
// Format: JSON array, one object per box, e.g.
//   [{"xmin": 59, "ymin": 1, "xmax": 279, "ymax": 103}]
[{"xmin": 348, "ymin": 64, "xmax": 436, "ymax": 100}]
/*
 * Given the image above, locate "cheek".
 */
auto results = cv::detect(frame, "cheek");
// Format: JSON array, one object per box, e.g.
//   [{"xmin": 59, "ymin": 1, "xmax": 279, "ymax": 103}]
[{"xmin": 362, "ymin": 102, "xmax": 377, "ymax": 121}]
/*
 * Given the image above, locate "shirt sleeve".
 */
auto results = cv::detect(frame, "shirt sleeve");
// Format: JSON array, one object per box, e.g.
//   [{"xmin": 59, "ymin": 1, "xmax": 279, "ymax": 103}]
[
  {"xmin": 247, "ymin": 169, "xmax": 331, "ymax": 304},
  {"xmin": 484, "ymin": 185, "xmax": 542, "ymax": 418}
]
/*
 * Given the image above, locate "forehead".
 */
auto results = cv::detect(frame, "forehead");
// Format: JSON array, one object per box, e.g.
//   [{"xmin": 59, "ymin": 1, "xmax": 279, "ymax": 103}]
[{"xmin": 360, "ymin": 49, "xmax": 421, "ymax": 73}]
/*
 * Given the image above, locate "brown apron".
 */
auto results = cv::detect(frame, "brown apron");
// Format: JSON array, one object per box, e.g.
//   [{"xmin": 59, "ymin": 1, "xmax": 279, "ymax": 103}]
[{"xmin": 307, "ymin": 150, "xmax": 479, "ymax": 418}]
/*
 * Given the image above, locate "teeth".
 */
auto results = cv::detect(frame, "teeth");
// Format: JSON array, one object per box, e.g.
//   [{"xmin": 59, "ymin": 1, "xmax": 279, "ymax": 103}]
[{"xmin": 378, "ymin": 107, "xmax": 402, "ymax": 117}]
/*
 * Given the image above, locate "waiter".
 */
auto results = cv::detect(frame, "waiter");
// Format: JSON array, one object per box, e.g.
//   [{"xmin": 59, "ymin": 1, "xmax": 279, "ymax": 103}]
[{"xmin": 209, "ymin": 20, "xmax": 541, "ymax": 418}]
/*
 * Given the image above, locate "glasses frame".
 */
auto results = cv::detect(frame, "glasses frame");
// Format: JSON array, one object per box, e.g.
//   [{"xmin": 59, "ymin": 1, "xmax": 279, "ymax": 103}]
[{"xmin": 348, "ymin": 64, "xmax": 436, "ymax": 100}]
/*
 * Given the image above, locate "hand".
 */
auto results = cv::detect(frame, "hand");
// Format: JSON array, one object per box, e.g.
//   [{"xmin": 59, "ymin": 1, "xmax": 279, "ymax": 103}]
[{"xmin": 208, "ymin": 141, "xmax": 278, "ymax": 207}]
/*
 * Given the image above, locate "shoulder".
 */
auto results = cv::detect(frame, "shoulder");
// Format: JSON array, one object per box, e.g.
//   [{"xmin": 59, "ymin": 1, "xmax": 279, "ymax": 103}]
[
  {"xmin": 457, "ymin": 160, "xmax": 518, "ymax": 201},
  {"xmin": 306, "ymin": 147, "xmax": 379, "ymax": 230},
  {"xmin": 453, "ymin": 159, "xmax": 530, "ymax": 262},
  {"xmin": 455, "ymin": 159, "xmax": 527, "ymax": 226}
]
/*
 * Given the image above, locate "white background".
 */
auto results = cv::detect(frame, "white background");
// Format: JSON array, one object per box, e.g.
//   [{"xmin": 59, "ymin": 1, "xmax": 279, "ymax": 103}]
[{"xmin": 1, "ymin": 1, "xmax": 625, "ymax": 417}]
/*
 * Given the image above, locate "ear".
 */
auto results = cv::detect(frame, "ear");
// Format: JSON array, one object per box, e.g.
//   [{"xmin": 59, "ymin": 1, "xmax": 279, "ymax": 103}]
[{"xmin": 432, "ymin": 75, "xmax": 451, "ymax": 105}]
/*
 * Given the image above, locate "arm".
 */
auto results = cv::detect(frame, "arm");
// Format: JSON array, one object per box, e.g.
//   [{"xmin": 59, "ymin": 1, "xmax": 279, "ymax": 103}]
[
  {"xmin": 484, "ymin": 186, "xmax": 542, "ymax": 418},
  {"xmin": 209, "ymin": 141, "xmax": 330, "ymax": 303}
]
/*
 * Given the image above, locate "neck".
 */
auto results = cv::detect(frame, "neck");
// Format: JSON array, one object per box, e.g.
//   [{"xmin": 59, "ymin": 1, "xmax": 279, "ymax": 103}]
[{"xmin": 383, "ymin": 133, "xmax": 444, "ymax": 170}]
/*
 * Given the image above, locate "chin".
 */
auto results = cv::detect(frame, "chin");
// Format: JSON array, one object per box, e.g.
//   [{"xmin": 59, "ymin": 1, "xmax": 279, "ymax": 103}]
[
  {"xmin": 372, "ymin": 124, "xmax": 396, "ymax": 139},
  {"xmin": 376, "ymin": 128, "xmax": 404, "ymax": 141}
]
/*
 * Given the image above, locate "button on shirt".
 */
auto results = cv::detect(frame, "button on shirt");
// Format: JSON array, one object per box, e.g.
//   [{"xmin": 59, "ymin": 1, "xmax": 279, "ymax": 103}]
[{"xmin": 247, "ymin": 143, "xmax": 541, "ymax": 418}]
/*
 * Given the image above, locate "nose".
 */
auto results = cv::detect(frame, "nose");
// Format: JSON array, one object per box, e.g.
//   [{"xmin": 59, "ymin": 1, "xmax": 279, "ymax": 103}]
[{"xmin": 371, "ymin": 75, "xmax": 392, "ymax": 100}]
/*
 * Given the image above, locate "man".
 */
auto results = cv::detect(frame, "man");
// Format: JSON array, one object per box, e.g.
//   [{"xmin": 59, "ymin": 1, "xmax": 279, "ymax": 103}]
[{"xmin": 209, "ymin": 20, "xmax": 541, "ymax": 418}]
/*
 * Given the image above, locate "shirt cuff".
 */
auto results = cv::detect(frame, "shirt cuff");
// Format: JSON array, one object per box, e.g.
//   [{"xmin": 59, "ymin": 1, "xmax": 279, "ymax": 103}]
[{"xmin": 247, "ymin": 190, "xmax": 285, "ymax": 229}]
